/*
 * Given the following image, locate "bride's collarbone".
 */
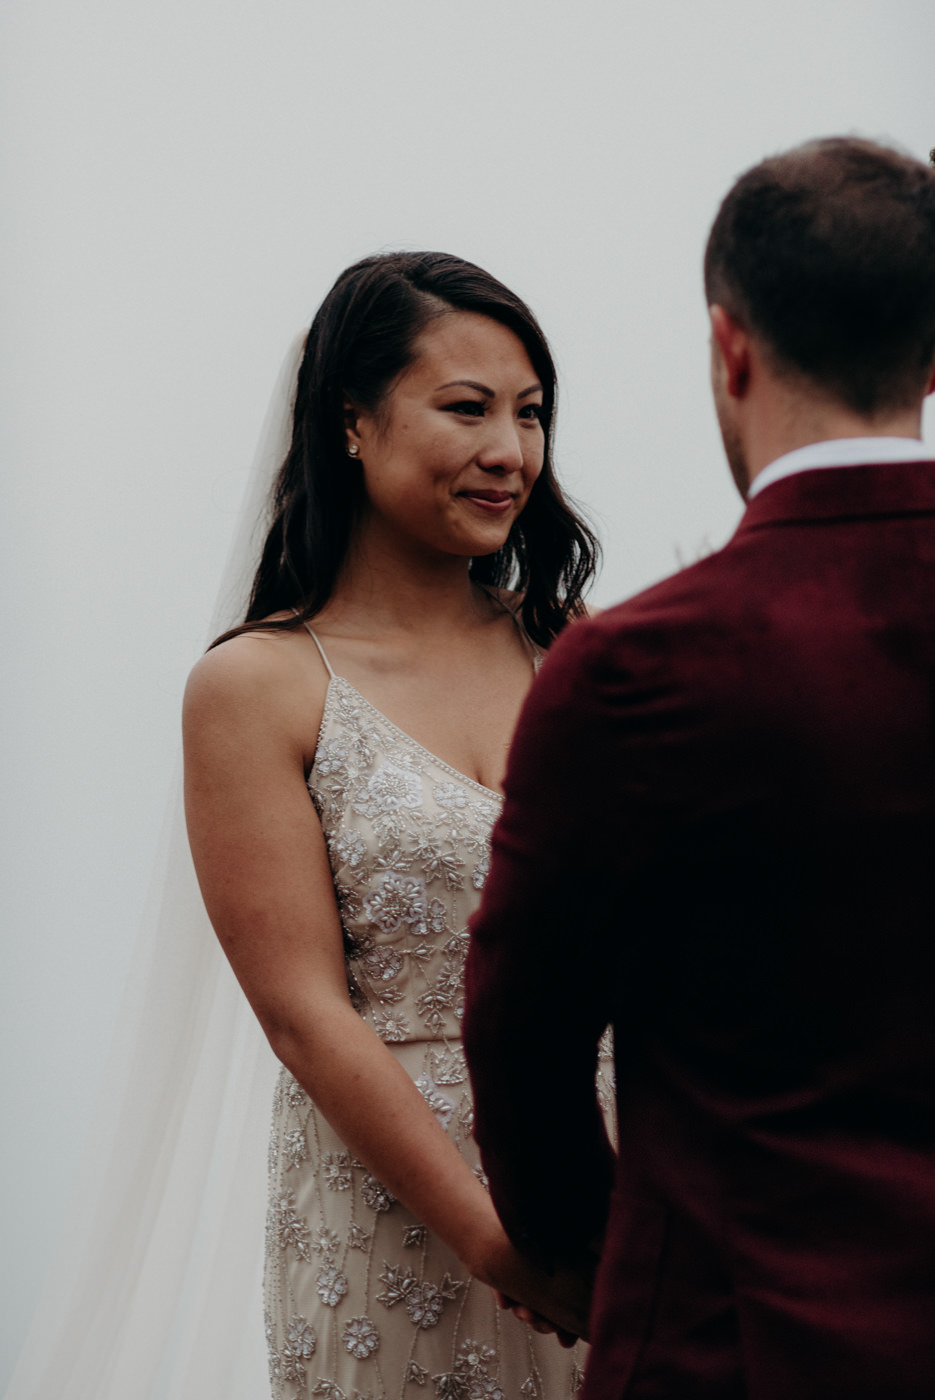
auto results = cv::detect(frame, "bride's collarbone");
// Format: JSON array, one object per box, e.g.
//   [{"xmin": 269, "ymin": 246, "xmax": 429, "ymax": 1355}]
[{"xmin": 310, "ymin": 615, "xmax": 531, "ymax": 698}]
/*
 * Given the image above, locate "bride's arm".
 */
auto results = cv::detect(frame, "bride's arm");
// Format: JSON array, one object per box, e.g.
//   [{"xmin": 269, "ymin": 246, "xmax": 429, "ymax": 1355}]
[{"xmin": 182, "ymin": 635, "xmax": 589, "ymax": 1339}]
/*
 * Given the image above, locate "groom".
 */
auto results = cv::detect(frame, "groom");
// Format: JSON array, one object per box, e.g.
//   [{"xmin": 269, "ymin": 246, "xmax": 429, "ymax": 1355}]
[{"xmin": 463, "ymin": 137, "xmax": 935, "ymax": 1399}]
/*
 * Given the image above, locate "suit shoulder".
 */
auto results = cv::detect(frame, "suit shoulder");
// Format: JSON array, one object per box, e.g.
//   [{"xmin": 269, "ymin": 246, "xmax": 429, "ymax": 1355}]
[
  {"xmin": 591, "ymin": 539, "xmax": 761, "ymax": 635},
  {"xmin": 540, "ymin": 550, "xmax": 758, "ymax": 695}
]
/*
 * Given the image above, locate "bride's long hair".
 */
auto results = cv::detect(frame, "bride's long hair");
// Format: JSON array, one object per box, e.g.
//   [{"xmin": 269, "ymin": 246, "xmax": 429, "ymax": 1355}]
[{"xmin": 212, "ymin": 251, "xmax": 599, "ymax": 650}]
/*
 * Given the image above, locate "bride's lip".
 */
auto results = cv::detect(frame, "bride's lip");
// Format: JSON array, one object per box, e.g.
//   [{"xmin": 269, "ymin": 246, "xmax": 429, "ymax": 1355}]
[{"xmin": 458, "ymin": 490, "xmax": 515, "ymax": 513}]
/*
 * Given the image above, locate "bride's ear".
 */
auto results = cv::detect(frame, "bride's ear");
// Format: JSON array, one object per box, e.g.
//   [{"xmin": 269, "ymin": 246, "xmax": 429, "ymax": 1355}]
[{"xmin": 343, "ymin": 395, "xmax": 364, "ymax": 458}]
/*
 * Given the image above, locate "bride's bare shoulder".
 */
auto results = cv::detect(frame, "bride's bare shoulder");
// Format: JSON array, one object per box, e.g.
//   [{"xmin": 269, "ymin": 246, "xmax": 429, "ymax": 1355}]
[{"xmin": 183, "ymin": 621, "xmax": 329, "ymax": 756}]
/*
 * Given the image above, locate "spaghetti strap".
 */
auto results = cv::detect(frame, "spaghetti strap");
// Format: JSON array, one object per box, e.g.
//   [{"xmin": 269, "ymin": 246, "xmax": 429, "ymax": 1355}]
[
  {"xmin": 302, "ymin": 624, "xmax": 336, "ymax": 680},
  {"xmin": 484, "ymin": 587, "xmax": 543, "ymax": 675},
  {"xmin": 508, "ymin": 611, "xmax": 543, "ymax": 673}
]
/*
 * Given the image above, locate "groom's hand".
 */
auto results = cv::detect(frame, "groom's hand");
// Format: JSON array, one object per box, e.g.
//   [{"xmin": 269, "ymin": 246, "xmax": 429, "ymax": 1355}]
[
  {"xmin": 469, "ymin": 1228, "xmax": 598, "ymax": 1341},
  {"xmin": 494, "ymin": 1291, "xmax": 578, "ymax": 1348}
]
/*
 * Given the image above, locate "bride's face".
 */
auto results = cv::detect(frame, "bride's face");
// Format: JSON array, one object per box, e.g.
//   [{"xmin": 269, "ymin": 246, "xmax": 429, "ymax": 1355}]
[{"xmin": 348, "ymin": 311, "xmax": 545, "ymax": 560}]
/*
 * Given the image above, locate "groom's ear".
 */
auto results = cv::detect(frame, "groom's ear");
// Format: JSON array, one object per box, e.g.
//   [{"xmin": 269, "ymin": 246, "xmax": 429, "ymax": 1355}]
[{"xmin": 709, "ymin": 305, "xmax": 752, "ymax": 400}]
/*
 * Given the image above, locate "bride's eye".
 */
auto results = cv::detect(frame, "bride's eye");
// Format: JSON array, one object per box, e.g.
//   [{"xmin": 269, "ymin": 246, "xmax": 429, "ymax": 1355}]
[
  {"xmin": 444, "ymin": 400, "xmax": 486, "ymax": 417},
  {"xmin": 518, "ymin": 403, "xmax": 544, "ymax": 422}
]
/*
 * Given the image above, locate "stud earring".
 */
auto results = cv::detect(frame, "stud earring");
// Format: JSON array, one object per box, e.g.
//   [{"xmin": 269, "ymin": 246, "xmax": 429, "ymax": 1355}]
[{"xmin": 346, "ymin": 443, "xmax": 360, "ymax": 458}]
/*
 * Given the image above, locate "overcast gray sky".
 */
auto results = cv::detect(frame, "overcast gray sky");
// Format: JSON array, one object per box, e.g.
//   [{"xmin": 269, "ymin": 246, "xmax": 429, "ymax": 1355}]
[{"xmin": 3, "ymin": 0, "xmax": 934, "ymax": 1385}]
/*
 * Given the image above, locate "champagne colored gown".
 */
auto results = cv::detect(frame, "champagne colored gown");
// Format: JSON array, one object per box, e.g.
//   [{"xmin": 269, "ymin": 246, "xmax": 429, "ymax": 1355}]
[{"xmin": 264, "ymin": 629, "xmax": 615, "ymax": 1400}]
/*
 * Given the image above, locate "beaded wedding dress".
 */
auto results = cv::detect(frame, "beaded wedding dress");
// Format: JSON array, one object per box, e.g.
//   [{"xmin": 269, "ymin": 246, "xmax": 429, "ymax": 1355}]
[
  {"xmin": 6, "ymin": 335, "xmax": 613, "ymax": 1400},
  {"xmin": 264, "ymin": 633, "xmax": 616, "ymax": 1400}
]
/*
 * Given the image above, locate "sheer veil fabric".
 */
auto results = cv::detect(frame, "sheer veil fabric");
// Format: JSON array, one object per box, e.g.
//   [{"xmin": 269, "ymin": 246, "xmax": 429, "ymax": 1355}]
[{"xmin": 6, "ymin": 335, "xmax": 307, "ymax": 1400}]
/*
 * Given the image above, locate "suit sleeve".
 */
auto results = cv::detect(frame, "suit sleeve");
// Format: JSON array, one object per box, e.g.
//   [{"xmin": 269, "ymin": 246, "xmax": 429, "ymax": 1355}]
[{"xmin": 464, "ymin": 619, "xmax": 624, "ymax": 1268}]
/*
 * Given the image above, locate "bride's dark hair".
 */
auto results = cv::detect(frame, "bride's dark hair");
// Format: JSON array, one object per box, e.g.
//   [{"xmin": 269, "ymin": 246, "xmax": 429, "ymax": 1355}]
[{"xmin": 213, "ymin": 251, "xmax": 599, "ymax": 649}]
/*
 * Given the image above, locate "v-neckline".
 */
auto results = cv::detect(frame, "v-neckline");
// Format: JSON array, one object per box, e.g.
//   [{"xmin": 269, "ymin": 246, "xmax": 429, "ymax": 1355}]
[{"xmin": 317, "ymin": 674, "xmax": 505, "ymax": 802}]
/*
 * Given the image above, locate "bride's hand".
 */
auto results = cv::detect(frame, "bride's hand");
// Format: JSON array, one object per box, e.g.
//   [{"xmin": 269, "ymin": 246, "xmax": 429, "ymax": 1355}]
[
  {"xmin": 494, "ymin": 1291, "xmax": 578, "ymax": 1348},
  {"xmin": 465, "ymin": 1220, "xmax": 594, "ymax": 1342}
]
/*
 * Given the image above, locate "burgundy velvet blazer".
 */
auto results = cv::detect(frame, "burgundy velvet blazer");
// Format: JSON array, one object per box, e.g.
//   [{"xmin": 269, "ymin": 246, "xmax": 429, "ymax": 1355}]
[{"xmin": 464, "ymin": 462, "xmax": 935, "ymax": 1400}]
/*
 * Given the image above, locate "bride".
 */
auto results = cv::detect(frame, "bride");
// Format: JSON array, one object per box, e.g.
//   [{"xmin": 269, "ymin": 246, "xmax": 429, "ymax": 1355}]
[{"xmin": 183, "ymin": 251, "xmax": 612, "ymax": 1399}]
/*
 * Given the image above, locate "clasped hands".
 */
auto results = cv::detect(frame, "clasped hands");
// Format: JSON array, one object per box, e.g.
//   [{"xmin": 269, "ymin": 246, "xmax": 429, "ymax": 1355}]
[{"xmin": 471, "ymin": 1233, "xmax": 599, "ymax": 1348}]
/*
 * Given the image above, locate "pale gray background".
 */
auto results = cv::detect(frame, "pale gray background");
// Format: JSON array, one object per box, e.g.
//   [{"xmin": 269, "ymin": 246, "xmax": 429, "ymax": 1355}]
[{"xmin": 3, "ymin": 0, "xmax": 934, "ymax": 1386}]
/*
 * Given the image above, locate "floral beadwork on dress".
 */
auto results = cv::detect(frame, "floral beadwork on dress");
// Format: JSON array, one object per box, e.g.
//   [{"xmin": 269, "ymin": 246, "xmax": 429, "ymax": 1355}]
[{"xmin": 264, "ymin": 673, "xmax": 615, "ymax": 1400}]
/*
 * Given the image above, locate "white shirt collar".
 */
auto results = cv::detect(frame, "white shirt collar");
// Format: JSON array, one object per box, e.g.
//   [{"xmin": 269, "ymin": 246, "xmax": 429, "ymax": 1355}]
[{"xmin": 747, "ymin": 437, "xmax": 934, "ymax": 499}]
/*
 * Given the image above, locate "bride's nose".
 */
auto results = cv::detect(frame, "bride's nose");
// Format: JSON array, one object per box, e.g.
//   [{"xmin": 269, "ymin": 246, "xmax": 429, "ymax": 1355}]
[{"xmin": 475, "ymin": 415, "xmax": 524, "ymax": 474}]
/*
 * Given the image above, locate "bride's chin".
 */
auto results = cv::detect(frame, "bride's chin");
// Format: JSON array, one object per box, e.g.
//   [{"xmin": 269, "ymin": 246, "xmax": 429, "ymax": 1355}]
[{"xmin": 459, "ymin": 518, "xmax": 519, "ymax": 556}]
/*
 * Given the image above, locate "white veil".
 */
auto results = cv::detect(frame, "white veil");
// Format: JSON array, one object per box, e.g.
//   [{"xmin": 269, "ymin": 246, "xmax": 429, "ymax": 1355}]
[{"xmin": 6, "ymin": 334, "xmax": 307, "ymax": 1400}]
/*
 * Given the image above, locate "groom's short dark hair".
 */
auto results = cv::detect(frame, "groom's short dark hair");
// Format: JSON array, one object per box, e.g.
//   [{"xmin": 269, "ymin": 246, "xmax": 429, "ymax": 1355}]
[{"xmin": 704, "ymin": 137, "xmax": 935, "ymax": 415}]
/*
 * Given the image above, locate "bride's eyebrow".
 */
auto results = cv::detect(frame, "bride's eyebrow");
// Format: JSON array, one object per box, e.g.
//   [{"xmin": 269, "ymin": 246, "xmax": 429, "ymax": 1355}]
[
  {"xmin": 437, "ymin": 379, "xmax": 494, "ymax": 394},
  {"xmin": 435, "ymin": 380, "xmax": 543, "ymax": 398}
]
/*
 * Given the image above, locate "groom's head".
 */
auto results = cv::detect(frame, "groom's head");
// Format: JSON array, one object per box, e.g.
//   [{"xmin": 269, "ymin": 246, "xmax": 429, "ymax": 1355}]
[
  {"xmin": 703, "ymin": 137, "xmax": 935, "ymax": 494},
  {"xmin": 704, "ymin": 138, "xmax": 935, "ymax": 418},
  {"xmin": 705, "ymin": 137, "xmax": 935, "ymax": 414}
]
